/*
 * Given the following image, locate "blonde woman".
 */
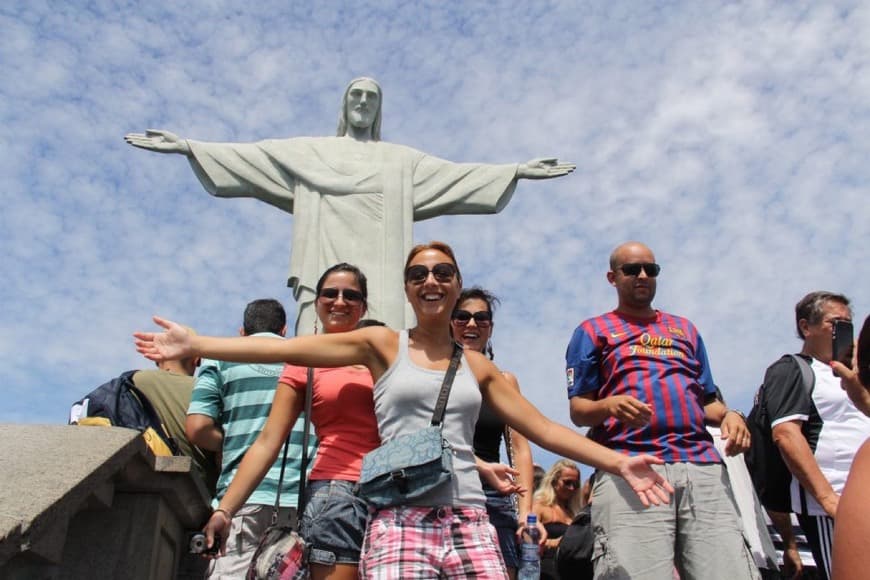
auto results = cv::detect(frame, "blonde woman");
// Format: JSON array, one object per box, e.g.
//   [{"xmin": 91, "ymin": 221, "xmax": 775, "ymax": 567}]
[{"xmin": 533, "ymin": 460, "xmax": 583, "ymax": 579}]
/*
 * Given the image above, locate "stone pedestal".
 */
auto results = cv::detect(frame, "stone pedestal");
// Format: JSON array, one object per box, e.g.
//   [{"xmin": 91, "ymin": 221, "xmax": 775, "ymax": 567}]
[{"xmin": 0, "ymin": 424, "xmax": 212, "ymax": 579}]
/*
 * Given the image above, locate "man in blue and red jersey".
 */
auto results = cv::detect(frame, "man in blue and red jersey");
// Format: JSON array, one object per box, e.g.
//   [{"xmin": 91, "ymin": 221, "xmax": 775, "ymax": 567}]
[{"xmin": 565, "ymin": 241, "xmax": 757, "ymax": 580}]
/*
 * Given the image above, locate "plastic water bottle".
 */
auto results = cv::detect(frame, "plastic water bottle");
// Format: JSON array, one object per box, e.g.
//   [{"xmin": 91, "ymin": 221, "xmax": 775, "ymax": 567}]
[{"xmin": 517, "ymin": 513, "xmax": 541, "ymax": 580}]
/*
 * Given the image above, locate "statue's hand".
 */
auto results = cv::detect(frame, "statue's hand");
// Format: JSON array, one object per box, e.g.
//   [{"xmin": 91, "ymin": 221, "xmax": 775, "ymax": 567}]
[
  {"xmin": 518, "ymin": 158, "xmax": 576, "ymax": 179},
  {"xmin": 124, "ymin": 129, "xmax": 191, "ymax": 156}
]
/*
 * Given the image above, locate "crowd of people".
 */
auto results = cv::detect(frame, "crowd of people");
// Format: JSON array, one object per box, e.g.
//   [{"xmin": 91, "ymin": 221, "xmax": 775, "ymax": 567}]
[{"xmin": 76, "ymin": 237, "xmax": 866, "ymax": 580}]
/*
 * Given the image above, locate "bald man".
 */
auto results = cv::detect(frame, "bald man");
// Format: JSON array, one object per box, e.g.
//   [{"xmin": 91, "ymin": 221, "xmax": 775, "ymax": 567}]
[{"xmin": 564, "ymin": 241, "xmax": 758, "ymax": 580}]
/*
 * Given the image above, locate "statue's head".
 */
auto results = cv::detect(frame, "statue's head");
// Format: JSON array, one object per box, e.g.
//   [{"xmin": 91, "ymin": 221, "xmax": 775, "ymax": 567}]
[{"xmin": 337, "ymin": 77, "xmax": 382, "ymax": 141}]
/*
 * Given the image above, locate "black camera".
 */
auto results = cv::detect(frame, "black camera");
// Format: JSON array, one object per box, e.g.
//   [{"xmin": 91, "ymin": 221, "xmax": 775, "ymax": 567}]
[{"xmin": 188, "ymin": 532, "xmax": 221, "ymax": 555}]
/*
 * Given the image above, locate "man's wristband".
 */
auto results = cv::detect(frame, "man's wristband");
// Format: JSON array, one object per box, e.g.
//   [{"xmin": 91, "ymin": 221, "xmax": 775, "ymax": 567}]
[
  {"xmin": 725, "ymin": 409, "xmax": 747, "ymax": 422},
  {"xmin": 213, "ymin": 508, "xmax": 233, "ymax": 521}
]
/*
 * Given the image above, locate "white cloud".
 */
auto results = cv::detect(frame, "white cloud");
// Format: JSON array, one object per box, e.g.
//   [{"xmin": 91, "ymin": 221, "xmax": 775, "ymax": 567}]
[{"xmin": 1, "ymin": 1, "xmax": 868, "ymax": 476}]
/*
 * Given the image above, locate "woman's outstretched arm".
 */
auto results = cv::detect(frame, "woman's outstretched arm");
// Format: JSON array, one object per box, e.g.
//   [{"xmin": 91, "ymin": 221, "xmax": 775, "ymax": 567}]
[
  {"xmin": 134, "ymin": 315, "xmax": 393, "ymax": 375},
  {"xmin": 470, "ymin": 352, "xmax": 673, "ymax": 507}
]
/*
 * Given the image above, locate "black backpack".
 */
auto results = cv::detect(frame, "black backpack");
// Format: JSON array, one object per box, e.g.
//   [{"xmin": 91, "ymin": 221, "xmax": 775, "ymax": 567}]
[
  {"xmin": 69, "ymin": 370, "xmax": 180, "ymax": 455},
  {"xmin": 744, "ymin": 354, "xmax": 814, "ymax": 512}
]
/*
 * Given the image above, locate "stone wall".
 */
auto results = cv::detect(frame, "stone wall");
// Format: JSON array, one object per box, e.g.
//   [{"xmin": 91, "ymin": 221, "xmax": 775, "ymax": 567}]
[{"xmin": 0, "ymin": 424, "xmax": 212, "ymax": 580}]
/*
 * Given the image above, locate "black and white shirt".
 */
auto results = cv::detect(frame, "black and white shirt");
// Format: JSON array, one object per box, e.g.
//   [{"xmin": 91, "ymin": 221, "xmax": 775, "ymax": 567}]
[{"xmin": 766, "ymin": 355, "xmax": 870, "ymax": 516}]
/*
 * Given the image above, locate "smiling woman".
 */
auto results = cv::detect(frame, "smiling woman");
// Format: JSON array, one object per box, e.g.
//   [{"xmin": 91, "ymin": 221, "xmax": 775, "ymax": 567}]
[
  {"xmin": 194, "ymin": 263, "xmax": 380, "ymax": 580},
  {"xmin": 133, "ymin": 241, "xmax": 674, "ymax": 579},
  {"xmin": 453, "ymin": 285, "xmax": 538, "ymax": 579}
]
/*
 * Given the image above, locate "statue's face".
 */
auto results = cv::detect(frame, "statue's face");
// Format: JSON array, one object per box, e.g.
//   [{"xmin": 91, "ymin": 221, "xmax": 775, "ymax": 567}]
[{"xmin": 346, "ymin": 79, "xmax": 380, "ymax": 131}]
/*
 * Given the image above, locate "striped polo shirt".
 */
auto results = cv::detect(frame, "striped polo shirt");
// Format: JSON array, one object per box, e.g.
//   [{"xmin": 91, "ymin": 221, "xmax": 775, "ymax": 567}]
[{"xmin": 188, "ymin": 332, "xmax": 317, "ymax": 506}]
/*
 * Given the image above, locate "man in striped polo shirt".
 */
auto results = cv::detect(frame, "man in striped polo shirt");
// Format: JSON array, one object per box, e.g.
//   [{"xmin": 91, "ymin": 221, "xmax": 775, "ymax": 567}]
[
  {"xmin": 186, "ymin": 299, "xmax": 316, "ymax": 579},
  {"xmin": 565, "ymin": 241, "xmax": 757, "ymax": 580}
]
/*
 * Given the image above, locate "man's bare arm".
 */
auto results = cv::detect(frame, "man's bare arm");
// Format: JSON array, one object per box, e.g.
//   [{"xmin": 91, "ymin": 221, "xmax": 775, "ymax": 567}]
[
  {"xmin": 704, "ymin": 400, "xmax": 750, "ymax": 455},
  {"xmin": 773, "ymin": 420, "xmax": 839, "ymax": 517},
  {"xmin": 768, "ymin": 510, "xmax": 803, "ymax": 579},
  {"xmin": 186, "ymin": 414, "xmax": 223, "ymax": 452}
]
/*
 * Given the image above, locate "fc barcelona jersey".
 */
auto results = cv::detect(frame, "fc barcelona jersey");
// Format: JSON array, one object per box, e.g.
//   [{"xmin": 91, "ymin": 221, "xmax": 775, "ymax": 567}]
[{"xmin": 565, "ymin": 310, "xmax": 720, "ymax": 463}]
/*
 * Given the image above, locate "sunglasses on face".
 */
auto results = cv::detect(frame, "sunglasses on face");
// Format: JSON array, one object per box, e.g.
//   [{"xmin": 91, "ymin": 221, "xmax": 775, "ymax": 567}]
[
  {"xmin": 560, "ymin": 479, "xmax": 580, "ymax": 489},
  {"xmin": 318, "ymin": 287, "xmax": 364, "ymax": 304},
  {"xmin": 404, "ymin": 263, "xmax": 457, "ymax": 284},
  {"xmin": 617, "ymin": 262, "xmax": 661, "ymax": 277},
  {"xmin": 451, "ymin": 310, "xmax": 493, "ymax": 327}
]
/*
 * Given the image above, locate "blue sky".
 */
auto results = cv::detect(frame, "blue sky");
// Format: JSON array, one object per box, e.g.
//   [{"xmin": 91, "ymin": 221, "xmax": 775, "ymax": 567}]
[{"xmin": 2, "ymin": 1, "xmax": 868, "ymax": 474}]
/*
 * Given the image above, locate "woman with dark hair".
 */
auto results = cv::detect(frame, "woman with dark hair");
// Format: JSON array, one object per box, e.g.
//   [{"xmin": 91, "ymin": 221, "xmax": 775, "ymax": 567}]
[
  {"xmin": 195, "ymin": 263, "xmax": 380, "ymax": 580},
  {"xmin": 135, "ymin": 241, "xmax": 673, "ymax": 578},
  {"xmin": 453, "ymin": 286, "xmax": 541, "ymax": 579}
]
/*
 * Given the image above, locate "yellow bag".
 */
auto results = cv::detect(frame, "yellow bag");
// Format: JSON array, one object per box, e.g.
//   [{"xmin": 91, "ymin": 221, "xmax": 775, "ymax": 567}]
[{"xmin": 142, "ymin": 427, "xmax": 175, "ymax": 457}]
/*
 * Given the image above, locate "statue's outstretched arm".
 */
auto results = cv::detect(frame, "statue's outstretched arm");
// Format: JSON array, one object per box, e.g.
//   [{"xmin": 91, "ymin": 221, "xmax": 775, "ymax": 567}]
[
  {"xmin": 124, "ymin": 129, "xmax": 192, "ymax": 156},
  {"xmin": 517, "ymin": 158, "xmax": 576, "ymax": 180}
]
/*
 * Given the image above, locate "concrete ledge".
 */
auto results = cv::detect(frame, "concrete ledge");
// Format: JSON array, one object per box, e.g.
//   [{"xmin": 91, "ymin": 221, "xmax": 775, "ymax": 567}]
[{"xmin": 0, "ymin": 424, "xmax": 211, "ymax": 579}]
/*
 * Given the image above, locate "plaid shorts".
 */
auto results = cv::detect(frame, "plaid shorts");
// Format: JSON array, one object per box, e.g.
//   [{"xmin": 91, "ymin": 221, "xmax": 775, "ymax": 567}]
[{"xmin": 360, "ymin": 505, "xmax": 507, "ymax": 579}]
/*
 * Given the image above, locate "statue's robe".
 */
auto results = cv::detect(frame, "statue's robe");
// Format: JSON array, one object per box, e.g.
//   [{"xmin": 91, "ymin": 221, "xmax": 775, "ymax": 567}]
[{"xmin": 187, "ymin": 136, "xmax": 518, "ymax": 333}]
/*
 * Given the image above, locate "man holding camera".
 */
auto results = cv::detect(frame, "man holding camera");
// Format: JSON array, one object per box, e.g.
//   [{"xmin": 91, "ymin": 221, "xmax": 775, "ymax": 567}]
[
  {"xmin": 185, "ymin": 299, "xmax": 314, "ymax": 578},
  {"xmin": 763, "ymin": 291, "xmax": 870, "ymax": 580}
]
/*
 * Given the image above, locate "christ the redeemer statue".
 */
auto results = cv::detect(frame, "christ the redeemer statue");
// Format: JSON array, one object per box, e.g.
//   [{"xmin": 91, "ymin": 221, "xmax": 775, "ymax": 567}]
[{"xmin": 125, "ymin": 77, "xmax": 574, "ymax": 334}]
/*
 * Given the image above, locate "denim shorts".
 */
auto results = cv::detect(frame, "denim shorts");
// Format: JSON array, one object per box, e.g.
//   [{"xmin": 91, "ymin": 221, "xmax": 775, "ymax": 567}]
[
  {"xmin": 300, "ymin": 479, "xmax": 369, "ymax": 566},
  {"xmin": 484, "ymin": 488, "xmax": 519, "ymax": 569}
]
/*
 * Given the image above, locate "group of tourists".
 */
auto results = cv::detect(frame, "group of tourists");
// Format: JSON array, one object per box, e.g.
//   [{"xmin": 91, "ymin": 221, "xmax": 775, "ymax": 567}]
[
  {"xmin": 133, "ymin": 238, "xmax": 869, "ymax": 580},
  {"xmin": 135, "ymin": 240, "xmax": 671, "ymax": 579}
]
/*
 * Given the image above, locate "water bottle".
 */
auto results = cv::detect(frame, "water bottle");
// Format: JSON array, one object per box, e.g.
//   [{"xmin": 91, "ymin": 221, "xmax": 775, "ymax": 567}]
[{"xmin": 517, "ymin": 513, "xmax": 541, "ymax": 580}]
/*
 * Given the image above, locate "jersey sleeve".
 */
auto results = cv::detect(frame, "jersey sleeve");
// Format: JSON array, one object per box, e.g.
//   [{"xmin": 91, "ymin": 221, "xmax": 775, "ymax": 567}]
[
  {"xmin": 565, "ymin": 324, "xmax": 602, "ymax": 398},
  {"xmin": 693, "ymin": 331, "xmax": 717, "ymax": 397},
  {"xmin": 764, "ymin": 356, "xmax": 811, "ymax": 427},
  {"xmin": 279, "ymin": 363, "xmax": 309, "ymax": 391},
  {"xmin": 188, "ymin": 358, "xmax": 223, "ymax": 418}
]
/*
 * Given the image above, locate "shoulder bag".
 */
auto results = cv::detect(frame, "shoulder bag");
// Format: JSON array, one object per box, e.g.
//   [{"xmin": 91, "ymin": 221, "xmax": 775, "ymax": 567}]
[{"xmin": 357, "ymin": 342, "xmax": 462, "ymax": 508}]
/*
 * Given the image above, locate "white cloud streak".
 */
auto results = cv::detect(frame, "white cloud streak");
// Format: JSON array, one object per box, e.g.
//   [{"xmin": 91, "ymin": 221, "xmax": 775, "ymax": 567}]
[{"xmin": 1, "ymin": 1, "xmax": 867, "ymax": 471}]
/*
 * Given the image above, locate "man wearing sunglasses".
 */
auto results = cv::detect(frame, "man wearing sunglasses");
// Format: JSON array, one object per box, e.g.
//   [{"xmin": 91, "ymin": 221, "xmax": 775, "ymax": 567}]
[{"xmin": 564, "ymin": 241, "xmax": 757, "ymax": 580}]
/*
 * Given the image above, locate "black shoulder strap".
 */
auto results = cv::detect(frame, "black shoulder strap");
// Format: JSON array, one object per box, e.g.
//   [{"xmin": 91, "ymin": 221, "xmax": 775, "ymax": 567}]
[
  {"xmin": 431, "ymin": 342, "xmax": 463, "ymax": 427},
  {"xmin": 272, "ymin": 367, "xmax": 314, "ymax": 527},
  {"xmin": 786, "ymin": 354, "xmax": 815, "ymax": 395}
]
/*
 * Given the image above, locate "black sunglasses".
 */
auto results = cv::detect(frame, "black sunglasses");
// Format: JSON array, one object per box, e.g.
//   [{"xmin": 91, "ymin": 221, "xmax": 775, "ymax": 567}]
[
  {"xmin": 404, "ymin": 263, "xmax": 457, "ymax": 284},
  {"xmin": 560, "ymin": 479, "xmax": 580, "ymax": 489},
  {"xmin": 452, "ymin": 310, "xmax": 493, "ymax": 327},
  {"xmin": 318, "ymin": 287, "xmax": 364, "ymax": 304},
  {"xmin": 617, "ymin": 262, "xmax": 661, "ymax": 277}
]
